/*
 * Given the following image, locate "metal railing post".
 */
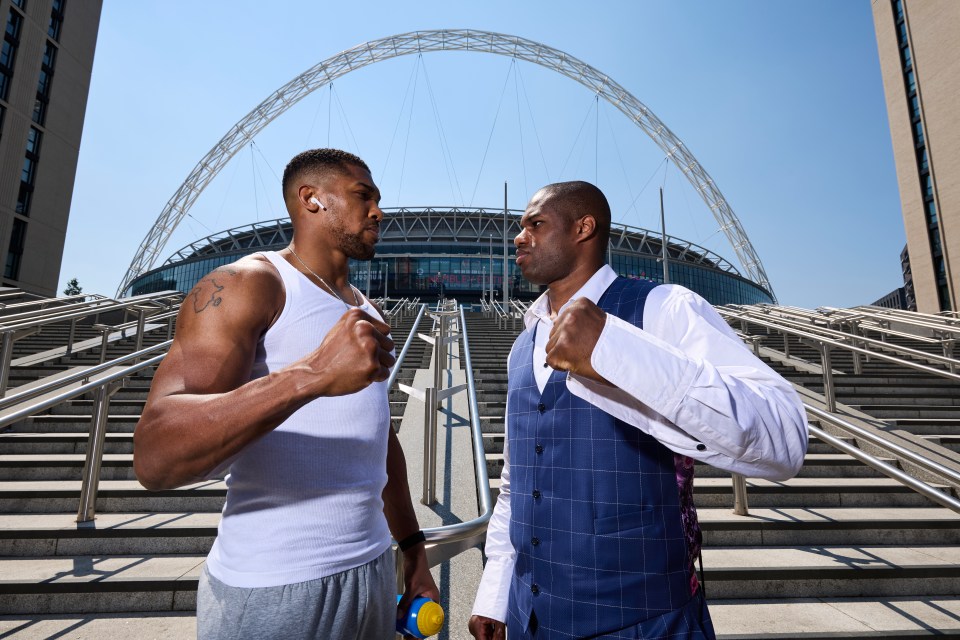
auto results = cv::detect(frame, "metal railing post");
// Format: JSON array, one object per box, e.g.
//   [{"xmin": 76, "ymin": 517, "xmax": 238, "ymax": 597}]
[
  {"xmin": 76, "ymin": 381, "xmax": 120, "ymax": 522},
  {"xmin": 134, "ymin": 307, "xmax": 148, "ymax": 359},
  {"xmin": 732, "ymin": 473, "xmax": 749, "ymax": 515},
  {"xmin": 819, "ymin": 341, "xmax": 837, "ymax": 413},
  {"xmin": 66, "ymin": 318, "xmax": 77, "ymax": 357},
  {"xmin": 0, "ymin": 331, "xmax": 13, "ymax": 397},
  {"xmin": 421, "ymin": 386, "xmax": 438, "ymax": 506}
]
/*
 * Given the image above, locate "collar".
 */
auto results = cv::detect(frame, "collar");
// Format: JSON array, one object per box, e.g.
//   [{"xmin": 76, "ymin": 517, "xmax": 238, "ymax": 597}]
[{"xmin": 523, "ymin": 264, "xmax": 618, "ymax": 330}]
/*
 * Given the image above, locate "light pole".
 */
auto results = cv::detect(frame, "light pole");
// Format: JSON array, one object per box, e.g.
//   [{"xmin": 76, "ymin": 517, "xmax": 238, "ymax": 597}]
[{"xmin": 488, "ymin": 233, "xmax": 494, "ymax": 303}]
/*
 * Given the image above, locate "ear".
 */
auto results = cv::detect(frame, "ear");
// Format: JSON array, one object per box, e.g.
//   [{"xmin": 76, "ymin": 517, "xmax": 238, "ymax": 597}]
[
  {"xmin": 297, "ymin": 185, "xmax": 322, "ymax": 213},
  {"xmin": 574, "ymin": 215, "xmax": 598, "ymax": 243}
]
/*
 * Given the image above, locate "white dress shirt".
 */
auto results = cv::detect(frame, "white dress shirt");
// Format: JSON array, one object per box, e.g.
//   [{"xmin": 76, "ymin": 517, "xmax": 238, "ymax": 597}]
[{"xmin": 472, "ymin": 265, "xmax": 809, "ymax": 622}]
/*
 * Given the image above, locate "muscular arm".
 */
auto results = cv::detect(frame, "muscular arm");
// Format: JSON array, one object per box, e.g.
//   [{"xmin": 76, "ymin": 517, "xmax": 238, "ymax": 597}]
[{"xmin": 133, "ymin": 259, "xmax": 395, "ymax": 490}]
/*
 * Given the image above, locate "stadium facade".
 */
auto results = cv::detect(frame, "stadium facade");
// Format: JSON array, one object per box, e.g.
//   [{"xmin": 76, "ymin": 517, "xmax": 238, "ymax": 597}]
[{"xmin": 127, "ymin": 207, "xmax": 774, "ymax": 306}]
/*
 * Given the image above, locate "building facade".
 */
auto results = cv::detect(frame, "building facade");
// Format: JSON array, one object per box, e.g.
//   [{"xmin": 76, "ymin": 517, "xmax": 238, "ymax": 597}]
[
  {"xmin": 0, "ymin": 0, "xmax": 101, "ymax": 296},
  {"xmin": 126, "ymin": 208, "xmax": 774, "ymax": 307},
  {"xmin": 873, "ymin": 0, "xmax": 959, "ymax": 313}
]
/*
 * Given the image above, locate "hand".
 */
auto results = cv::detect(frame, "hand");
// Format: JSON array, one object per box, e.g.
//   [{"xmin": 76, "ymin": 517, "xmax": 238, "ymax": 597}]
[
  {"xmin": 545, "ymin": 297, "xmax": 609, "ymax": 383},
  {"xmin": 397, "ymin": 546, "xmax": 440, "ymax": 634},
  {"xmin": 468, "ymin": 615, "xmax": 506, "ymax": 639},
  {"xmin": 300, "ymin": 308, "xmax": 396, "ymax": 397}
]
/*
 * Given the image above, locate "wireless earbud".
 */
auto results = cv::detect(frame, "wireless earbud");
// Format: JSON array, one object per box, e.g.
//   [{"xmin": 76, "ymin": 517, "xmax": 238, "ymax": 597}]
[{"xmin": 309, "ymin": 197, "xmax": 327, "ymax": 211}]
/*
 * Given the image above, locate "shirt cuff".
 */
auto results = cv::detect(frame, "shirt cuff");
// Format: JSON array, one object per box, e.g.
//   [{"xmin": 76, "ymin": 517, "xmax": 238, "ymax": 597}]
[{"xmin": 471, "ymin": 556, "xmax": 512, "ymax": 623}]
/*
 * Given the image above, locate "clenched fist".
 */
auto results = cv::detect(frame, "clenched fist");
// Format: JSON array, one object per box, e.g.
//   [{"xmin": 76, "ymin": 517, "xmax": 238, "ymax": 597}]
[
  {"xmin": 299, "ymin": 307, "xmax": 396, "ymax": 397},
  {"xmin": 545, "ymin": 297, "xmax": 609, "ymax": 384}
]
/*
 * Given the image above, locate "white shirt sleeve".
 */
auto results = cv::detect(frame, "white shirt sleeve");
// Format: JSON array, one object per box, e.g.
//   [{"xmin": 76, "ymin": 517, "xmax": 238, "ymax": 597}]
[
  {"xmin": 471, "ymin": 428, "xmax": 514, "ymax": 622},
  {"xmin": 566, "ymin": 285, "xmax": 808, "ymax": 480}
]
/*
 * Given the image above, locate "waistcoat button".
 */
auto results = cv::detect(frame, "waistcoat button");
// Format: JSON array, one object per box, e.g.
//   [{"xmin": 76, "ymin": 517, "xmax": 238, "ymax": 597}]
[
  {"xmin": 532, "ymin": 490, "xmax": 541, "ymax": 499},
  {"xmin": 531, "ymin": 536, "xmax": 540, "ymax": 546},
  {"xmin": 537, "ymin": 402, "xmax": 546, "ymax": 413},
  {"xmin": 535, "ymin": 444, "xmax": 544, "ymax": 454},
  {"xmin": 531, "ymin": 583, "xmax": 540, "ymax": 595}
]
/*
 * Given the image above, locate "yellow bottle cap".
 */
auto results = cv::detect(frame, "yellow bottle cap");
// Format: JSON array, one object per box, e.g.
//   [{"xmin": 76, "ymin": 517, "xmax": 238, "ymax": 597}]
[{"xmin": 416, "ymin": 601, "xmax": 445, "ymax": 636}]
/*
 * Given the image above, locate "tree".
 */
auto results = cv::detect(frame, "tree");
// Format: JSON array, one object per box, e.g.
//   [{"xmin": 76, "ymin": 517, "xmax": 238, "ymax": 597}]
[{"xmin": 63, "ymin": 278, "xmax": 83, "ymax": 296}]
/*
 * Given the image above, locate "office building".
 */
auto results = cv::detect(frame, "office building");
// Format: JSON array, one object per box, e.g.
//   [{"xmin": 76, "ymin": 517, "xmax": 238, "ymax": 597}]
[
  {"xmin": 873, "ymin": 0, "xmax": 959, "ymax": 313},
  {"xmin": 0, "ymin": 0, "xmax": 102, "ymax": 296}
]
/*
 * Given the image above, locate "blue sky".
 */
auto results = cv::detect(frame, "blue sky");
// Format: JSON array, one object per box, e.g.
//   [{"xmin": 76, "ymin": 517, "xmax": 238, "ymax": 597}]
[{"xmin": 60, "ymin": 0, "xmax": 904, "ymax": 309}]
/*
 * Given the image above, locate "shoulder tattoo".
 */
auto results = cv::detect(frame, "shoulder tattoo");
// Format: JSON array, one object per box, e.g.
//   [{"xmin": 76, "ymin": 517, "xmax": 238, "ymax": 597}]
[{"xmin": 189, "ymin": 268, "xmax": 238, "ymax": 313}]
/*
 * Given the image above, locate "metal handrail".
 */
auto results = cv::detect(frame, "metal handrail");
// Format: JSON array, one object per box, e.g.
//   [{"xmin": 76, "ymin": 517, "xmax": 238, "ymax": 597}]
[
  {"xmin": 419, "ymin": 307, "xmax": 494, "ymax": 548},
  {"xmin": 720, "ymin": 309, "xmax": 960, "ymax": 382},
  {"xmin": 0, "ymin": 340, "xmax": 172, "ymax": 426},
  {"xmin": 0, "ymin": 293, "xmax": 103, "ymax": 313},
  {"xmin": 0, "ymin": 291, "xmax": 180, "ymax": 329},
  {"xmin": 807, "ymin": 416, "xmax": 960, "ymax": 514},
  {"xmin": 723, "ymin": 307, "xmax": 959, "ymax": 368},
  {"xmin": 806, "ymin": 404, "xmax": 960, "ymax": 487},
  {"xmin": 386, "ymin": 304, "xmax": 427, "ymax": 391}
]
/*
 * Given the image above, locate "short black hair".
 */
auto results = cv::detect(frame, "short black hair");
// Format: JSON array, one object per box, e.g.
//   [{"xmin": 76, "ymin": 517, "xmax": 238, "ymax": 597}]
[
  {"xmin": 281, "ymin": 148, "xmax": 370, "ymax": 199},
  {"xmin": 542, "ymin": 180, "xmax": 611, "ymax": 247}
]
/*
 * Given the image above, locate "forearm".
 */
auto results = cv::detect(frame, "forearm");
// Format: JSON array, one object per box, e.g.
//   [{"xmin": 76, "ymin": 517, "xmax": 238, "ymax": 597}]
[
  {"xmin": 134, "ymin": 366, "xmax": 315, "ymax": 490},
  {"xmin": 382, "ymin": 429, "xmax": 422, "ymax": 542}
]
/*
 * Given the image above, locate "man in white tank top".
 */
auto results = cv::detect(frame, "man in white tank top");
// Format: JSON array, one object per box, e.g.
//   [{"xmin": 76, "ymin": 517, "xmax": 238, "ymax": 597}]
[{"xmin": 134, "ymin": 149, "xmax": 438, "ymax": 639}]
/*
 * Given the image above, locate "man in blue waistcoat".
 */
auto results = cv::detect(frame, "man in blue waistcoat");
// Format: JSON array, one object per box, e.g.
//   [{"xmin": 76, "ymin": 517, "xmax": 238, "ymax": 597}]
[{"xmin": 469, "ymin": 181, "xmax": 808, "ymax": 639}]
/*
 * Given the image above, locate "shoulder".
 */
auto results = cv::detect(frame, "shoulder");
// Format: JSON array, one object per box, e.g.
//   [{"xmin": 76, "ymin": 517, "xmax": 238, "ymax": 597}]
[
  {"xmin": 643, "ymin": 284, "xmax": 733, "ymax": 339},
  {"xmin": 180, "ymin": 254, "xmax": 284, "ymax": 332}
]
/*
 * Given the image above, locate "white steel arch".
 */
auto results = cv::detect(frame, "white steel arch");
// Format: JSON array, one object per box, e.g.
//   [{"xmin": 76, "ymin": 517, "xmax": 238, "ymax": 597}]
[{"xmin": 118, "ymin": 29, "xmax": 776, "ymax": 299}]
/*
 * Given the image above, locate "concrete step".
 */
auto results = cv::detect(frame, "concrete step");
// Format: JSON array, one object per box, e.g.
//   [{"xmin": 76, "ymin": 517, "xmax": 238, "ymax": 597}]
[
  {"xmin": 0, "ymin": 433, "xmax": 133, "ymax": 455},
  {"xmin": 709, "ymin": 597, "xmax": 960, "ymax": 639},
  {"xmin": 0, "ymin": 554, "xmax": 203, "ymax": 614},
  {"xmin": 15, "ymin": 416, "xmax": 139, "ymax": 433},
  {"xmin": 0, "ymin": 455, "xmax": 136, "ymax": 480},
  {"xmin": 0, "ymin": 513, "xmax": 218, "ymax": 557},
  {"xmin": 698, "ymin": 507, "xmax": 960, "ymax": 546},
  {"xmin": 701, "ymin": 545, "xmax": 960, "ymax": 599},
  {"xmin": 0, "ymin": 480, "xmax": 227, "ymax": 514},
  {"xmin": 0, "ymin": 612, "xmax": 196, "ymax": 638}
]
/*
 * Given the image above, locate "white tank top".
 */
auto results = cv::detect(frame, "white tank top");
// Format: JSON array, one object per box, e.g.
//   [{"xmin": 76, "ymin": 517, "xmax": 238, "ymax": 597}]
[{"xmin": 205, "ymin": 251, "xmax": 393, "ymax": 588}]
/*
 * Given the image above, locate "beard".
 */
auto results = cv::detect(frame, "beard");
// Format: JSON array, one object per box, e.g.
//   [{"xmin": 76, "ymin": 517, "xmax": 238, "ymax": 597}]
[{"xmin": 332, "ymin": 223, "xmax": 377, "ymax": 261}]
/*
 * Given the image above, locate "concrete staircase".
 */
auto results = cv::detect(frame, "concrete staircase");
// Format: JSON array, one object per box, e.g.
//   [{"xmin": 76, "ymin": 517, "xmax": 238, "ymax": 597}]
[
  {"xmin": 3, "ymin": 300, "xmax": 960, "ymax": 637},
  {"xmin": 0, "ymin": 305, "xmax": 431, "ymax": 636}
]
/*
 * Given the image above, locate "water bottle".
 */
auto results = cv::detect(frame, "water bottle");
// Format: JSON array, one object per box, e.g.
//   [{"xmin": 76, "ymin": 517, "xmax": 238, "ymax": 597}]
[{"xmin": 396, "ymin": 595, "xmax": 444, "ymax": 638}]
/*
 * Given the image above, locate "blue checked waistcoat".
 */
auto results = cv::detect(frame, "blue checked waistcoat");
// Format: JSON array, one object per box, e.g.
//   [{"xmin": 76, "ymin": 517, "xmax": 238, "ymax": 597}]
[{"xmin": 507, "ymin": 277, "xmax": 699, "ymax": 638}]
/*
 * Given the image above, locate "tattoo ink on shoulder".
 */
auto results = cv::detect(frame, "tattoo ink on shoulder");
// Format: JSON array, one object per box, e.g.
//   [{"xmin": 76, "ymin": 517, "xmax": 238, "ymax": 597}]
[
  {"xmin": 213, "ymin": 266, "xmax": 239, "ymax": 276},
  {"xmin": 190, "ymin": 278, "xmax": 226, "ymax": 313}
]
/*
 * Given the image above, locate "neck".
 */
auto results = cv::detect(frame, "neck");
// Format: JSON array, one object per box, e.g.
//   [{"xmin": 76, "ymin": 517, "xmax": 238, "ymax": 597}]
[
  {"xmin": 546, "ymin": 260, "xmax": 604, "ymax": 316},
  {"xmin": 284, "ymin": 245, "xmax": 356, "ymax": 304},
  {"xmin": 286, "ymin": 243, "xmax": 348, "ymax": 284}
]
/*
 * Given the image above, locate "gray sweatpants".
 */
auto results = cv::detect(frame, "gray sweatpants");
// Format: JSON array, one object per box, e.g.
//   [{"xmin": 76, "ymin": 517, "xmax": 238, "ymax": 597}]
[{"xmin": 197, "ymin": 549, "xmax": 396, "ymax": 640}]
